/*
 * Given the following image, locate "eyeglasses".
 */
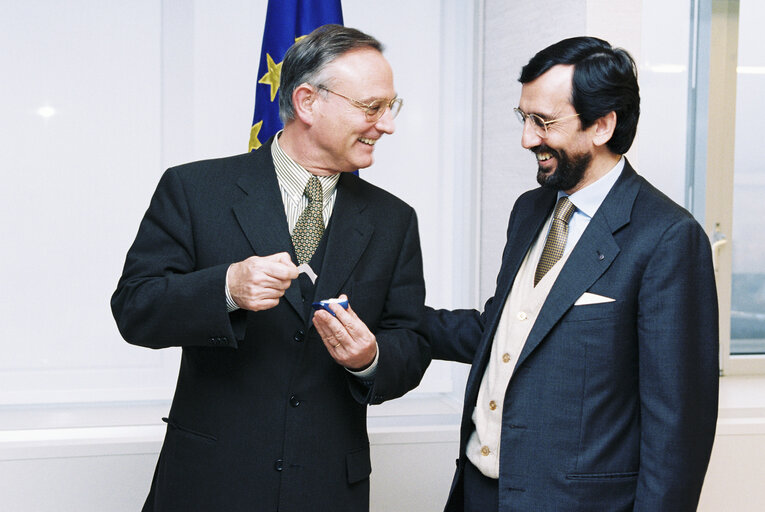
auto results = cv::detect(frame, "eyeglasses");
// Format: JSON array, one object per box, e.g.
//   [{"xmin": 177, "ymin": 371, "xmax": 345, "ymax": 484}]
[
  {"xmin": 514, "ymin": 107, "xmax": 580, "ymax": 138},
  {"xmin": 317, "ymin": 85, "xmax": 403, "ymax": 122}
]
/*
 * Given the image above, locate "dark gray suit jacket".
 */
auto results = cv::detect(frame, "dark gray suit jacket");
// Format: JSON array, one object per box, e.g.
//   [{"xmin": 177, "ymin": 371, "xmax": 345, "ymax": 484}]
[
  {"xmin": 111, "ymin": 140, "xmax": 430, "ymax": 512},
  {"xmin": 427, "ymin": 161, "xmax": 719, "ymax": 511}
]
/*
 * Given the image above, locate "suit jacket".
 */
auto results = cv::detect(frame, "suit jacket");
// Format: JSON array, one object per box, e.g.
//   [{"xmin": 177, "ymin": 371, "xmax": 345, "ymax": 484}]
[
  {"xmin": 111, "ymin": 140, "xmax": 430, "ymax": 512},
  {"xmin": 427, "ymin": 161, "xmax": 719, "ymax": 512}
]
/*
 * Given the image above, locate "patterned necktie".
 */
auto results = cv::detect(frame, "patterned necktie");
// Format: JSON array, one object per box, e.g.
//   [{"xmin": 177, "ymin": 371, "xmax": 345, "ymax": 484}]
[
  {"xmin": 534, "ymin": 196, "xmax": 577, "ymax": 286},
  {"xmin": 292, "ymin": 176, "xmax": 324, "ymax": 264}
]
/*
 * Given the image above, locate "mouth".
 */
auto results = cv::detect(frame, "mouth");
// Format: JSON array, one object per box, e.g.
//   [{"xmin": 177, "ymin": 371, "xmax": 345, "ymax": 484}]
[
  {"xmin": 536, "ymin": 151, "xmax": 553, "ymax": 162},
  {"xmin": 358, "ymin": 137, "xmax": 377, "ymax": 146}
]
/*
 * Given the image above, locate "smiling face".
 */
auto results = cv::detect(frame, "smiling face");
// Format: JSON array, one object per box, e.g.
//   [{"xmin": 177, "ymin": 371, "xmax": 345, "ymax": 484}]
[
  {"xmin": 305, "ymin": 48, "xmax": 397, "ymax": 174},
  {"xmin": 518, "ymin": 64, "xmax": 597, "ymax": 193}
]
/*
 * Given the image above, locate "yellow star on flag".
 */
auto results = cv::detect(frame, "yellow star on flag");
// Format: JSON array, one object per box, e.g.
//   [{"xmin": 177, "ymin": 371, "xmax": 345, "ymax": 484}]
[
  {"xmin": 249, "ymin": 120, "xmax": 264, "ymax": 151},
  {"xmin": 258, "ymin": 53, "xmax": 282, "ymax": 102}
]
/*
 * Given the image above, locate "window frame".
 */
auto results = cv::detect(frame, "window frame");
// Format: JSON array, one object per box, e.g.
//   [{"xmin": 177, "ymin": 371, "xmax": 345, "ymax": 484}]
[{"xmin": 689, "ymin": 0, "xmax": 765, "ymax": 376}]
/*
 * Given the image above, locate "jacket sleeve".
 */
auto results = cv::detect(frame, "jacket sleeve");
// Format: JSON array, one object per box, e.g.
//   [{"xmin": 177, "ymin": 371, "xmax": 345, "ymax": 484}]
[
  {"xmin": 357, "ymin": 209, "xmax": 432, "ymax": 404},
  {"xmin": 424, "ymin": 201, "xmax": 523, "ymax": 365},
  {"xmin": 110, "ymin": 168, "xmax": 240, "ymax": 350},
  {"xmin": 634, "ymin": 216, "xmax": 719, "ymax": 511}
]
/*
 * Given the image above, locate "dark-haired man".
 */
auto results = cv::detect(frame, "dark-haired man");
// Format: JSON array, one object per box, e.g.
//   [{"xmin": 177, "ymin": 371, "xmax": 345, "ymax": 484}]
[
  {"xmin": 426, "ymin": 37, "xmax": 719, "ymax": 511},
  {"xmin": 112, "ymin": 25, "xmax": 429, "ymax": 512}
]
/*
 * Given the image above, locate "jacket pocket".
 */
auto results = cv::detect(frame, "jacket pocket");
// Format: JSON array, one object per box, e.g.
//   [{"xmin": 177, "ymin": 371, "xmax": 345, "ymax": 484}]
[
  {"xmin": 566, "ymin": 471, "xmax": 638, "ymax": 481},
  {"xmin": 162, "ymin": 417, "xmax": 218, "ymax": 443},
  {"xmin": 346, "ymin": 446, "xmax": 372, "ymax": 484}
]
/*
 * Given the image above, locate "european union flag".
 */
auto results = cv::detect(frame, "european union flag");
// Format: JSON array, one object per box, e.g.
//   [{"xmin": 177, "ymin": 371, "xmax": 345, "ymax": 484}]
[{"xmin": 249, "ymin": 0, "xmax": 344, "ymax": 151}]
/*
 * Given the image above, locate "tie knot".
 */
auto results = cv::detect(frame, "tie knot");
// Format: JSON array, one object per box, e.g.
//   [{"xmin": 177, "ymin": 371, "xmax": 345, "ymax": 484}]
[
  {"xmin": 554, "ymin": 196, "xmax": 576, "ymax": 223},
  {"xmin": 304, "ymin": 176, "xmax": 323, "ymax": 203}
]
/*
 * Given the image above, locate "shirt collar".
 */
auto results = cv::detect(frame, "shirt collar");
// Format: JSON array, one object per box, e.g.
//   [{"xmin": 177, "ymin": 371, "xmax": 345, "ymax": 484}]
[
  {"xmin": 272, "ymin": 131, "xmax": 340, "ymax": 203},
  {"xmin": 559, "ymin": 156, "xmax": 625, "ymax": 219}
]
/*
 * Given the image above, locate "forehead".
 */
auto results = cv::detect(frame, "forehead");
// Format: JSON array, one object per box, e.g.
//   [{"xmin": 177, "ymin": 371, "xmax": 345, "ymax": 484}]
[
  {"xmin": 518, "ymin": 64, "xmax": 575, "ymax": 115},
  {"xmin": 324, "ymin": 48, "xmax": 395, "ymax": 97}
]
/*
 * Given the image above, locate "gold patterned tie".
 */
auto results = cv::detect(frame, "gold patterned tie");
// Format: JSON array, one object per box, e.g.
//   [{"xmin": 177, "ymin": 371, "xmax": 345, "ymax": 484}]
[
  {"xmin": 292, "ymin": 176, "xmax": 324, "ymax": 264},
  {"xmin": 534, "ymin": 196, "xmax": 576, "ymax": 286}
]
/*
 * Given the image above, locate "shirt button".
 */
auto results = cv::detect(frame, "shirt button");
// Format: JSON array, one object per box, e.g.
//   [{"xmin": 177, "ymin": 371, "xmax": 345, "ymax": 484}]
[
  {"xmin": 274, "ymin": 459, "xmax": 283, "ymax": 471},
  {"xmin": 481, "ymin": 446, "xmax": 490, "ymax": 456},
  {"xmin": 489, "ymin": 400, "xmax": 497, "ymax": 411},
  {"xmin": 502, "ymin": 353, "xmax": 511, "ymax": 363},
  {"xmin": 289, "ymin": 395, "xmax": 300, "ymax": 407},
  {"xmin": 517, "ymin": 311, "xmax": 527, "ymax": 321}
]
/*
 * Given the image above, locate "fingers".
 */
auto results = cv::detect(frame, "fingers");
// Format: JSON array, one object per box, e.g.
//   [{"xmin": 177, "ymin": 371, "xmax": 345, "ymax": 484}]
[
  {"xmin": 262, "ymin": 252, "xmax": 300, "ymax": 280},
  {"xmin": 227, "ymin": 252, "xmax": 299, "ymax": 311},
  {"xmin": 313, "ymin": 297, "xmax": 377, "ymax": 370}
]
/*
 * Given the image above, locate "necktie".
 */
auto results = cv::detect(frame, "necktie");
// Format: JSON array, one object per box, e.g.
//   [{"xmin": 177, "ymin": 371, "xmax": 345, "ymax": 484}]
[
  {"xmin": 292, "ymin": 176, "xmax": 324, "ymax": 264},
  {"xmin": 534, "ymin": 196, "xmax": 576, "ymax": 286}
]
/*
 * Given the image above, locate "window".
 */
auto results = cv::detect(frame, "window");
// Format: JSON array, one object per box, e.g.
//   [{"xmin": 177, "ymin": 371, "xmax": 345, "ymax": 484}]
[{"xmin": 690, "ymin": 0, "xmax": 765, "ymax": 374}]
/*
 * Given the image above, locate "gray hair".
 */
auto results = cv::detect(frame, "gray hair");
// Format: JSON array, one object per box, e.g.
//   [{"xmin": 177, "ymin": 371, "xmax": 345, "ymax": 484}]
[{"xmin": 278, "ymin": 24, "xmax": 383, "ymax": 123}]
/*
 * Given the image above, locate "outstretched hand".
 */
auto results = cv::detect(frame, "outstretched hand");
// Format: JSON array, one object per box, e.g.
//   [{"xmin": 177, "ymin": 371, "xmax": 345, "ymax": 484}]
[{"xmin": 313, "ymin": 295, "xmax": 377, "ymax": 371}]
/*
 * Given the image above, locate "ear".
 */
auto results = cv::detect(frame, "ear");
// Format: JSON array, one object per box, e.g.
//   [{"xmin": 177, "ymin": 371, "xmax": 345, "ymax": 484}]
[
  {"xmin": 592, "ymin": 111, "xmax": 617, "ymax": 147},
  {"xmin": 292, "ymin": 83, "xmax": 319, "ymax": 125}
]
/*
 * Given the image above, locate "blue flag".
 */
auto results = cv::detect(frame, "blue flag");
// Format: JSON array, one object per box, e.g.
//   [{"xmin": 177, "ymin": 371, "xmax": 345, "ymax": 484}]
[{"xmin": 249, "ymin": 0, "xmax": 344, "ymax": 151}]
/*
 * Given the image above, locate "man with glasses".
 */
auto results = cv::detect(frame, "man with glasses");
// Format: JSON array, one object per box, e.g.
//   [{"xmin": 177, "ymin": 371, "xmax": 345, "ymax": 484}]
[
  {"xmin": 426, "ymin": 36, "xmax": 719, "ymax": 511},
  {"xmin": 112, "ymin": 25, "xmax": 429, "ymax": 512}
]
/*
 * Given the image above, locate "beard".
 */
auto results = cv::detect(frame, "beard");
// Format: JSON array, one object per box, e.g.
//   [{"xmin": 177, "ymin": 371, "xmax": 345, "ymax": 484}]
[{"xmin": 533, "ymin": 145, "xmax": 591, "ymax": 191}]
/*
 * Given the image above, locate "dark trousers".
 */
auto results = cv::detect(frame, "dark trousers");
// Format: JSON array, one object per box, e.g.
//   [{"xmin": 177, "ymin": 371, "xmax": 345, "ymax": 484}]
[{"xmin": 463, "ymin": 459, "xmax": 499, "ymax": 512}]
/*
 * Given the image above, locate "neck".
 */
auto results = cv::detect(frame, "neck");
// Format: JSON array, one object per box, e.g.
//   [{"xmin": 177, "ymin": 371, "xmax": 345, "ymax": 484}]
[
  {"xmin": 565, "ymin": 152, "xmax": 621, "ymax": 194},
  {"xmin": 278, "ymin": 124, "xmax": 340, "ymax": 177}
]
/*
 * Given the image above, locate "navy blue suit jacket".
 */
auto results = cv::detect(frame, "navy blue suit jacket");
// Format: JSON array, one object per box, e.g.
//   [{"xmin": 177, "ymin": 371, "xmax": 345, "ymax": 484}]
[
  {"xmin": 111, "ymin": 140, "xmax": 430, "ymax": 512},
  {"xmin": 427, "ymin": 161, "xmax": 719, "ymax": 511}
]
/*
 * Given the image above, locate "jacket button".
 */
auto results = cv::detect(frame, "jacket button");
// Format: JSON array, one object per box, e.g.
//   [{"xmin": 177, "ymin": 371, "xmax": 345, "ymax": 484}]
[
  {"xmin": 289, "ymin": 395, "xmax": 300, "ymax": 407},
  {"xmin": 293, "ymin": 330, "xmax": 305, "ymax": 342},
  {"xmin": 274, "ymin": 459, "xmax": 283, "ymax": 471}
]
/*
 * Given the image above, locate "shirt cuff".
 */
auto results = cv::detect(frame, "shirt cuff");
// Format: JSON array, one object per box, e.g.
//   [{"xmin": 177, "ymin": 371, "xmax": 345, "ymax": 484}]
[
  {"xmin": 225, "ymin": 276, "xmax": 239, "ymax": 313},
  {"xmin": 347, "ymin": 342, "xmax": 379, "ymax": 379}
]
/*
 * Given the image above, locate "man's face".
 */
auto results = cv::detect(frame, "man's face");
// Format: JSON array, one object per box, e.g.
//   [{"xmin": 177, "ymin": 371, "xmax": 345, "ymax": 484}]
[
  {"xmin": 308, "ymin": 48, "xmax": 397, "ymax": 174},
  {"xmin": 518, "ymin": 65, "xmax": 594, "ymax": 193}
]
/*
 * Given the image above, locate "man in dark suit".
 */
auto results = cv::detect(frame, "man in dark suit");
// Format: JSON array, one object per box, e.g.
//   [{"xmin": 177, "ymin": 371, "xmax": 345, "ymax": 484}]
[
  {"xmin": 426, "ymin": 37, "xmax": 719, "ymax": 511},
  {"xmin": 111, "ymin": 25, "xmax": 429, "ymax": 512}
]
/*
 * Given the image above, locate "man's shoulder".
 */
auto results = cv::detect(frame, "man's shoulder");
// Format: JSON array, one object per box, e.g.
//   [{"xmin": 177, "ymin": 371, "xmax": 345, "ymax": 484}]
[
  {"xmin": 167, "ymin": 151, "xmax": 261, "ymax": 180},
  {"xmin": 340, "ymin": 173, "xmax": 415, "ymax": 213},
  {"xmin": 631, "ymin": 172, "xmax": 695, "ymax": 223},
  {"xmin": 609, "ymin": 165, "xmax": 704, "ymax": 239}
]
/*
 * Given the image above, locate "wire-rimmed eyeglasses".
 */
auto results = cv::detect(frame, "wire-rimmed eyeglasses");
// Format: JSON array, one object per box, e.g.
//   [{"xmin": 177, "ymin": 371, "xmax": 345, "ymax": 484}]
[
  {"xmin": 317, "ymin": 85, "xmax": 403, "ymax": 122},
  {"xmin": 514, "ymin": 107, "xmax": 580, "ymax": 138}
]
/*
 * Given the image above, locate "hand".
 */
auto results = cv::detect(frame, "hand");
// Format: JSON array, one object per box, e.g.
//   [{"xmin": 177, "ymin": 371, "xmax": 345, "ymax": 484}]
[
  {"xmin": 226, "ymin": 252, "xmax": 298, "ymax": 311},
  {"xmin": 312, "ymin": 295, "xmax": 377, "ymax": 370}
]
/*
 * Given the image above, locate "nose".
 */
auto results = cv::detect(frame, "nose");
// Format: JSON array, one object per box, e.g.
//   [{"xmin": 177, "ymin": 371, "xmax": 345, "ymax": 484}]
[
  {"xmin": 520, "ymin": 119, "xmax": 542, "ymax": 149},
  {"xmin": 374, "ymin": 108, "xmax": 395, "ymax": 134}
]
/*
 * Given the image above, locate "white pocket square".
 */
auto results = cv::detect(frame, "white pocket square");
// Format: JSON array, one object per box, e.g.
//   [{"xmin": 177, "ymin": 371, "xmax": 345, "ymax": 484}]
[{"xmin": 574, "ymin": 292, "xmax": 615, "ymax": 306}]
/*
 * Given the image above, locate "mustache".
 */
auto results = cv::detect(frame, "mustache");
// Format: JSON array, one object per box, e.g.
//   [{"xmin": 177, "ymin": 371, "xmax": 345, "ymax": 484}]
[{"xmin": 531, "ymin": 144, "xmax": 561, "ymax": 160}]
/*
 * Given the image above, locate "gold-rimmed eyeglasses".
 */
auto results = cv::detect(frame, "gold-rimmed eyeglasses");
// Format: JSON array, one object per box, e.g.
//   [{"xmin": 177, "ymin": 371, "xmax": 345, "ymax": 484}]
[
  {"xmin": 317, "ymin": 85, "xmax": 403, "ymax": 122},
  {"xmin": 514, "ymin": 107, "xmax": 580, "ymax": 138}
]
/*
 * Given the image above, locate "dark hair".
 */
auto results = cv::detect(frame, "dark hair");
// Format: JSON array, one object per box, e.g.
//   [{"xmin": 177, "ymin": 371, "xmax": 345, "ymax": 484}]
[
  {"xmin": 279, "ymin": 24, "xmax": 383, "ymax": 123},
  {"xmin": 519, "ymin": 36, "xmax": 640, "ymax": 154}
]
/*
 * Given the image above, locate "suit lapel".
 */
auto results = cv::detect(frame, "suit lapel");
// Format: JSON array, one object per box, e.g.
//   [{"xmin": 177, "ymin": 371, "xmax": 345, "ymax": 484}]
[
  {"xmin": 231, "ymin": 142, "xmax": 304, "ymax": 318},
  {"xmin": 515, "ymin": 161, "xmax": 641, "ymax": 369},
  {"xmin": 314, "ymin": 173, "xmax": 373, "ymax": 301}
]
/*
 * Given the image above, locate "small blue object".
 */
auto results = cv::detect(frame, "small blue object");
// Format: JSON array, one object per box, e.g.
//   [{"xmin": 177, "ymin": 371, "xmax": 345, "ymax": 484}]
[{"xmin": 311, "ymin": 298, "xmax": 349, "ymax": 316}]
